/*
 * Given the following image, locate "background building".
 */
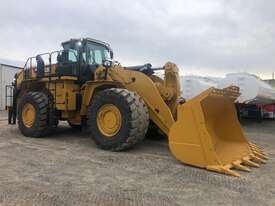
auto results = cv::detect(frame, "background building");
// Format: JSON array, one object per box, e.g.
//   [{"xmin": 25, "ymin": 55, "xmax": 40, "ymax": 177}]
[{"xmin": 0, "ymin": 61, "xmax": 22, "ymax": 110}]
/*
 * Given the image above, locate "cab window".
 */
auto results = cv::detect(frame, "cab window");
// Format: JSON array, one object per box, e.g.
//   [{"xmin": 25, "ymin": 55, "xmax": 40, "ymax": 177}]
[
  {"xmin": 68, "ymin": 49, "xmax": 77, "ymax": 62},
  {"xmin": 85, "ymin": 42, "xmax": 110, "ymax": 65},
  {"xmin": 94, "ymin": 50, "xmax": 103, "ymax": 64}
]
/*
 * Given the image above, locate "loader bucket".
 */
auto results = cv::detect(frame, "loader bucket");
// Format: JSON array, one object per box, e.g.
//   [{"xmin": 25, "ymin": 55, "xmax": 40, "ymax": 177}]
[{"xmin": 169, "ymin": 86, "xmax": 267, "ymax": 177}]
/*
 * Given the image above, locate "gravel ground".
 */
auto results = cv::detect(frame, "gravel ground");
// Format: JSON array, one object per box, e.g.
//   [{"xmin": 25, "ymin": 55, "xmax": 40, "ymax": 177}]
[{"xmin": 0, "ymin": 110, "xmax": 274, "ymax": 206}]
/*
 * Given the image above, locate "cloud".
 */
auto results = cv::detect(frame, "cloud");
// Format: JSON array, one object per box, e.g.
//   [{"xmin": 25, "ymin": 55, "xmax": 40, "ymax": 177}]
[{"xmin": 0, "ymin": 0, "xmax": 274, "ymax": 78}]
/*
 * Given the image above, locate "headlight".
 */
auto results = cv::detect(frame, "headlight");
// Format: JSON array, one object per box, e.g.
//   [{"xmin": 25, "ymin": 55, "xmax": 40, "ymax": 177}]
[
  {"xmin": 77, "ymin": 41, "xmax": 82, "ymax": 46},
  {"xmin": 102, "ymin": 59, "xmax": 113, "ymax": 68}
]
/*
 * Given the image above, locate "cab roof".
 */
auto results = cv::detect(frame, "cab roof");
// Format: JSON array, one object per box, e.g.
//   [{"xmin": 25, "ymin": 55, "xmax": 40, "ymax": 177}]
[{"xmin": 61, "ymin": 38, "xmax": 111, "ymax": 49}]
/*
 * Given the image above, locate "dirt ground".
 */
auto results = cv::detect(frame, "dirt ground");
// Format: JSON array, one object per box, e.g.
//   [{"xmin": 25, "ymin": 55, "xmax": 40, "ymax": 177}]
[{"xmin": 0, "ymin": 111, "xmax": 274, "ymax": 206}]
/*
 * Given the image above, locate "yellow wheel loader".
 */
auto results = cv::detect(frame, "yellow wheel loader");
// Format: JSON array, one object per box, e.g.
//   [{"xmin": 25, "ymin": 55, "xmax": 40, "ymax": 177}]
[{"xmin": 7, "ymin": 38, "xmax": 267, "ymax": 177}]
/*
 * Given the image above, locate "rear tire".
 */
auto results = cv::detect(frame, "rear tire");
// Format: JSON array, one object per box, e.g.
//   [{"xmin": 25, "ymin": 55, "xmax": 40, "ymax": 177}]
[
  {"xmin": 18, "ymin": 92, "xmax": 56, "ymax": 138},
  {"xmin": 87, "ymin": 88, "xmax": 149, "ymax": 151}
]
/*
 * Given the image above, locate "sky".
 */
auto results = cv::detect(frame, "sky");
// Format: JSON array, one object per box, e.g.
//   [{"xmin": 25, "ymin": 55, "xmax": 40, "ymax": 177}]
[{"xmin": 0, "ymin": 0, "xmax": 274, "ymax": 79}]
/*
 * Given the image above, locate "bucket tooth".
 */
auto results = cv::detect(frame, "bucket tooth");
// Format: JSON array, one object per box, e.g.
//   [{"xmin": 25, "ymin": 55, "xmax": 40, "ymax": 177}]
[
  {"xmin": 249, "ymin": 145, "xmax": 266, "ymax": 156},
  {"xmin": 249, "ymin": 142, "xmax": 261, "ymax": 148},
  {"xmin": 250, "ymin": 154, "xmax": 266, "ymax": 164},
  {"xmin": 251, "ymin": 148, "xmax": 268, "ymax": 159},
  {"xmin": 250, "ymin": 145, "xmax": 265, "ymax": 153},
  {"xmin": 221, "ymin": 167, "xmax": 241, "ymax": 177},
  {"xmin": 242, "ymin": 157, "xmax": 259, "ymax": 167},
  {"xmin": 249, "ymin": 143, "xmax": 260, "ymax": 149},
  {"xmin": 207, "ymin": 165, "xmax": 241, "ymax": 177},
  {"xmin": 232, "ymin": 160, "xmax": 251, "ymax": 172},
  {"xmin": 252, "ymin": 150, "xmax": 268, "ymax": 160},
  {"xmin": 249, "ymin": 143, "xmax": 265, "ymax": 153},
  {"xmin": 251, "ymin": 147, "xmax": 265, "ymax": 154},
  {"xmin": 251, "ymin": 148, "xmax": 267, "ymax": 158}
]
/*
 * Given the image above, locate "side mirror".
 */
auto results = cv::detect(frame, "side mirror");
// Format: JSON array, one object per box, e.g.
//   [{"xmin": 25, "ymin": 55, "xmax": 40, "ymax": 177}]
[{"xmin": 102, "ymin": 59, "xmax": 113, "ymax": 69}]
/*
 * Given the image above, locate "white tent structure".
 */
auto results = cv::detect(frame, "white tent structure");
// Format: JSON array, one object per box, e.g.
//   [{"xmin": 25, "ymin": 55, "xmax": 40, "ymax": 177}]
[
  {"xmin": 217, "ymin": 73, "xmax": 275, "ymax": 104},
  {"xmin": 180, "ymin": 73, "xmax": 275, "ymax": 105},
  {"xmin": 180, "ymin": 75, "xmax": 221, "ymax": 100}
]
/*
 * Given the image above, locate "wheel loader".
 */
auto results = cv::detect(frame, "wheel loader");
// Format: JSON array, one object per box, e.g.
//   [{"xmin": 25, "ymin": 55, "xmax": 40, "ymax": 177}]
[{"xmin": 7, "ymin": 38, "xmax": 267, "ymax": 177}]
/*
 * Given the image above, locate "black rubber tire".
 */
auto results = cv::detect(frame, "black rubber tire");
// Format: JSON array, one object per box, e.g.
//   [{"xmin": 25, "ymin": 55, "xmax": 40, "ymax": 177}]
[
  {"xmin": 87, "ymin": 88, "xmax": 149, "ymax": 151},
  {"xmin": 18, "ymin": 92, "xmax": 55, "ymax": 138}
]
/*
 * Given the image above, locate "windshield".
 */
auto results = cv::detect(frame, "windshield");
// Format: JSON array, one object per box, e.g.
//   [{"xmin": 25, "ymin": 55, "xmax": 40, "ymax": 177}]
[
  {"xmin": 62, "ymin": 40, "xmax": 111, "ymax": 65},
  {"xmin": 84, "ymin": 42, "xmax": 111, "ymax": 65}
]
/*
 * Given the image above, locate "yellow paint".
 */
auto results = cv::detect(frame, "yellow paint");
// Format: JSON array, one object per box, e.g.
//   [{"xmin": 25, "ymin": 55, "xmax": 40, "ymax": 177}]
[
  {"xmin": 109, "ymin": 65, "xmax": 175, "ymax": 135},
  {"xmin": 41, "ymin": 76, "xmax": 78, "ymax": 82},
  {"xmin": 22, "ymin": 103, "xmax": 35, "ymax": 128},
  {"xmin": 47, "ymin": 80, "xmax": 79, "ymax": 111},
  {"xmin": 163, "ymin": 62, "xmax": 181, "ymax": 119},
  {"xmin": 16, "ymin": 70, "xmax": 24, "ymax": 89},
  {"xmin": 96, "ymin": 104, "xmax": 122, "ymax": 137},
  {"xmin": 168, "ymin": 86, "xmax": 266, "ymax": 176},
  {"xmin": 50, "ymin": 64, "xmax": 57, "ymax": 75},
  {"xmin": 80, "ymin": 81, "xmax": 118, "ymax": 115}
]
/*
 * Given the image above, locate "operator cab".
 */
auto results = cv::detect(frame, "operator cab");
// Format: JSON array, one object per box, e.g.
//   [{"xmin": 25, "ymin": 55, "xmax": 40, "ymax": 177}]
[{"xmin": 56, "ymin": 38, "xmax": 113, "ymax": 82}]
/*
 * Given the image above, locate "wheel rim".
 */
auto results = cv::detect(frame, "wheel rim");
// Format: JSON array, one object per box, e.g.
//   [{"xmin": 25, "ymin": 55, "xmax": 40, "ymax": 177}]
[
  {"xmin": 22, "ymin": 103, "xmax": 36, "ymax": 128},
  {"xmin": 96, "ymin": 104, "xmax": 122, "ymax": 137}
]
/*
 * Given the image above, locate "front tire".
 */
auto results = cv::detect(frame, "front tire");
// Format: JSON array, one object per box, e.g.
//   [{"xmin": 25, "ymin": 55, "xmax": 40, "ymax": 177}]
[{"xmin": 87, "ymin": 88, "xmax": 149, "ymax": 151}]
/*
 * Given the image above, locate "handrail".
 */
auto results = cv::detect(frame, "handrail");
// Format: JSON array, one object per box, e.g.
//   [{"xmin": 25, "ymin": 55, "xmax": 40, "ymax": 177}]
[{"xmin": 22, "ymin": 49, "xmax": 78, "ymax": 80}]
